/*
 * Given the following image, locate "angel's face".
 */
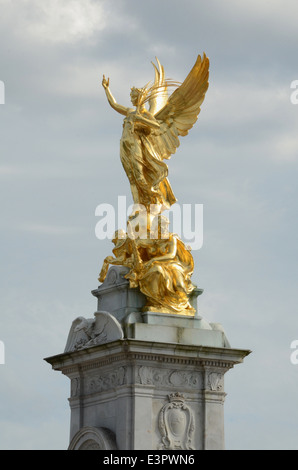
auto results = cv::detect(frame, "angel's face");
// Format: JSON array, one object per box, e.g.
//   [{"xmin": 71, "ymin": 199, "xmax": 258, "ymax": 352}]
[{"xmin": 130, "ymin": 88, "xmax": 140, "ymax": 106}]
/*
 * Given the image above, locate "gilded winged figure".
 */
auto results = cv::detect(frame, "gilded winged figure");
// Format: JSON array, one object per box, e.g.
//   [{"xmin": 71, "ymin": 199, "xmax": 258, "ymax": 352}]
[
  {"xmin": 102, "ymin": 54, "xmax": 209, "ymax": 210},
  {"xmin": 100, "ymin": 54, "xmax": 209, "ymax": 315}
]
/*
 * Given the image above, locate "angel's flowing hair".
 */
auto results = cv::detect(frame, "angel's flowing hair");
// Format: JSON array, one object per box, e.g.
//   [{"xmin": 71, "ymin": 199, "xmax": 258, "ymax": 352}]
[
  {"xmin": 133, "ymin": 79, "xmax": 182, "ymax": 110},
  {"xmin": 130, "ymin": 86, "xmax": 149, "ymax": 106}
]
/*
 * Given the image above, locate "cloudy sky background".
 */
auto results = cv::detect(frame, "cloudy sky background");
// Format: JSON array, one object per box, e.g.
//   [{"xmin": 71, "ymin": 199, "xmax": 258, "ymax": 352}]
[{"xmin": 1, "ymin": 0, "xmax": 298, "ymax": 449}]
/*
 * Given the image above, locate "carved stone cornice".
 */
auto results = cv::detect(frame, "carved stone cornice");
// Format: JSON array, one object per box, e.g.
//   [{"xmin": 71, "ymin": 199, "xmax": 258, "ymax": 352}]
[{"xmin": 45, "ymin": 339, "xmax": 250, "ymax": 380}]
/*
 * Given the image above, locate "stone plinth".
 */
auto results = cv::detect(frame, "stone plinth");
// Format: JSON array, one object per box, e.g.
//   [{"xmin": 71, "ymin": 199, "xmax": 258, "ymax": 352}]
[
  {"xmin": 45, "ymin": 266, "xmax": 250, "ymax": 450},
  {"xmin": 91, "ymin": 266, "xmax": 204, "ymax": 323},
  {"xmin": 46, "ymin": 339, "xmax": 249, "ymax": 450}
]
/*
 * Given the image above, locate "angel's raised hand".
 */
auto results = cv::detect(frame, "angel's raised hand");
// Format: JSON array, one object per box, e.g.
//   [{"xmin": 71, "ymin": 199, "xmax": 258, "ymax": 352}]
[{"xmin": 102, "ymin": 75, "xmax": 110, "ymax": 89}]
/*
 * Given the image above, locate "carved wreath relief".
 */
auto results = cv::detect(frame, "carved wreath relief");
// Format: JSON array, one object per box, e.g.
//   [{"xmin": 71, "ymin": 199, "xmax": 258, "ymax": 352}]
[
  {"xmin": 158, "ymin": 393, "xmax": 194, "ymax": 450},
  {"xmin": 138, "ymin": 365, "xmax": 201, "ymax": 389},
  {"xmin": 86, "ymin": 366, "xmax": 127, "ymax": 394}
]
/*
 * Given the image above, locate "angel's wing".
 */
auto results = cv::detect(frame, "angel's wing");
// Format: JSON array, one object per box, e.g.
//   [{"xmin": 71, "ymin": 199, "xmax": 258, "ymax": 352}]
[
  {"xmin": 150, "ymin": 54, "xmax": 209, "ymax": 160},
  {"xmin": 148, "ymin": 57, "xmax": 168, "ymax": 116}
]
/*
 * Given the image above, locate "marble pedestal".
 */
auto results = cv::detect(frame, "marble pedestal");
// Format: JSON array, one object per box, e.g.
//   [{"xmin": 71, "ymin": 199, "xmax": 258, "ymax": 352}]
[{"xmin": 45, "ymin": 266, "xmax": 250, "ymax": 450}]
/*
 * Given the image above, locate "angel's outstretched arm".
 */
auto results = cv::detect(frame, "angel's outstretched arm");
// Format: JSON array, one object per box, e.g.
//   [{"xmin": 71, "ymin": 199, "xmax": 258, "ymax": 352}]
[{"xmin": 102, "ymin": 75, "xmax": 128, "ymax": 116}]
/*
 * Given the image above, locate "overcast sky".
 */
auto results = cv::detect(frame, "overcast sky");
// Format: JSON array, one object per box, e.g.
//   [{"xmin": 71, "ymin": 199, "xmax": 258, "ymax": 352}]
[{"xmin": 1, "ymin": 0, "xmax": 298, "ymax": 450}]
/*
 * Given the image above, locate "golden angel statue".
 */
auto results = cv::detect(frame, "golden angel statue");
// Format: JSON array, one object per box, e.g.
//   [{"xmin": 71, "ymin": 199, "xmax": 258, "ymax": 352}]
[
  {"xmin": 102, "ymin": 54, "xmax": 209, "ymax": 210},
  {"xmin": 99, "ymin": 227, "xmax": 195, "ymax": 315},
  {"xmin": 100, "ymin": 54, "xmax": 209, "ymax": 315}
]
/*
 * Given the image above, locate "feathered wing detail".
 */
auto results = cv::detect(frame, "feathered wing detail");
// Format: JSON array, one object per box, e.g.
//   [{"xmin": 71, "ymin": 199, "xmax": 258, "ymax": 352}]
[
  {"xmin": 148, "ymin": 57, "xmax": 169, "ymax": 116},
  {"xmin": 150, "ymin": 53, "xmax": 209, "ymax": 160}
]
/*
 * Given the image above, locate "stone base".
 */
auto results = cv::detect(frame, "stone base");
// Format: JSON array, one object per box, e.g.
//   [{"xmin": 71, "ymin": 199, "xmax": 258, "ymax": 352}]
[
  {"xmin": 91, "ymin": 266, "xmax": 204, "ymax": 323},
  {"xmin": 45, "ymin": 339, "xmax": 249, "ymax": 450},
  {"xmin": 45, "ymin": 266, "xmax": 250, "ymax": 450}
]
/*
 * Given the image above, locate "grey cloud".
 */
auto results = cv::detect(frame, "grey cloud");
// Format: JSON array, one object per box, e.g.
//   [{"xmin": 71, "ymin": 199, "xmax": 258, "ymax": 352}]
[{"xmin": 0, "ymin": 0, "xmax": 298, "ymax": 450}]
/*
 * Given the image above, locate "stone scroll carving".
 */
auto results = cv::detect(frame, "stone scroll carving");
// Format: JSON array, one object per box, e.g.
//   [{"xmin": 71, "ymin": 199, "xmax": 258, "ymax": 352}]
[
  {"xmin": 64, "ymin": 311, "xmax": 123, "ymax": 352},
  {"xmin": 86, "ymin": 366, "xmax": 127, "ymax": 394},
  {"xmin": 207, "ymin": 372, "xmax": 223, "ymax": 391},
  {"xmin": 158, "ymin": 392, "xmax": 194, "ymax": 450},
  {"xmin": 138, "ymin": 366, "xmax": 202, "ymax": 389},
  {"xmin": 137, "ymin": 366, "xmax": 202, "ymax": 389}
]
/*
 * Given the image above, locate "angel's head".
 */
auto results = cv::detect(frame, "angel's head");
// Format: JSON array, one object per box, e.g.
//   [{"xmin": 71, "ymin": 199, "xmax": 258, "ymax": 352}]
[{"xmin": 130, "ymin": 86, "xmax": 148, "ymax": 107}]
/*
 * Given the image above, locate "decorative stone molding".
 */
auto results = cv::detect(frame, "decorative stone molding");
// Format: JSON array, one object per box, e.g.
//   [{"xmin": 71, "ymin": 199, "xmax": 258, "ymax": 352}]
[
  {"xmin": 68, "ymin": 426, "xmax": 117, "ymax": 450},
  {"xmin": 85, "ymin": 366, "xmax": 127, "ymax": 394},
  {"xmin": 62, "ymin": 354, "xmax": 236, "ymax": 379},
  {"xmin": 158, "ymin": 393, "xmax": 195, "ymax": 450},
  {"xmin": 138, "ymin": 366, "xmax": 202, "ymax": 389},
  {"xmin": 207, "ymin": 372, "xmax": 223, "ymax": 391},
  {"xmin": 71, "ymin": 377, "xmax": 80, "ymax": 397}
]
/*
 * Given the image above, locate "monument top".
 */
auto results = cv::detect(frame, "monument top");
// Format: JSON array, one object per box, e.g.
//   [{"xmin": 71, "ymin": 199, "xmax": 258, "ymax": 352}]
[{"xmin": 99, "ymin": 54, "xmax": 209, "ymax": 316}]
